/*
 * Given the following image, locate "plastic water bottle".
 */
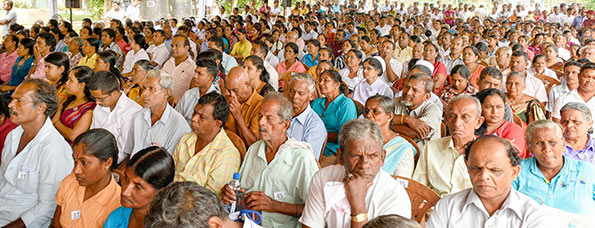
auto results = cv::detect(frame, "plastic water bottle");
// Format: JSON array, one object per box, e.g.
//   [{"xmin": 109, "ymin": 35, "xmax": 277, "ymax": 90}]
[{"xmin": 228, "ymin": 172, "xmax": 245, "ymax": 213}]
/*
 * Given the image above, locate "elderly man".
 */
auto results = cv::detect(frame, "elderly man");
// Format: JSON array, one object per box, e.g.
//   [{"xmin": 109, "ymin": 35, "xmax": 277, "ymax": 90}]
[
  {"xmin": 392, "ymin": 73, "xmax": 442, "ymax": 149},
  {"xmin": 413, "ymin": 95, "xmax": 484, "ymax": 196},
  {"xmin": 173, "ymin": 92, "xmax": 240, "ymax": 197},
  {"xmin": 89, "ymin": 71, "xmax": 142, "ymax": 164},
  {"xmin": 221, "ymin": 92, "xmax": 319, "ymax": 227},
  {"xmin": 287, "ymin": 73, "xmax": 327, "ymax": 158},
  {"xmin": 580, "ymin": 46, "xmax": 595, "ymax": 63},
  {"xmin": 552, "ymin": 63, "xmax": 595, "ymax": 130},
  {"xmin": 504, "ymin": 51, "xmax": 547, "ymax": 103},
  {"xmin": 494, "ymin": 46, "xmax": 512, "ymax": 74},
  {"xmin": 223, "ymin": 67, "xmax": 263, "ymax": 146},
  {"xmin": 300, "ymin": 119, "xmax": 411, "ymax": 228},
  {"xmin": 162, "ymin": 34, "xmax": 196, "ymax": 103},
  {"xmin": 124, "ymin": 70, "xmax": 190, "ymax": 159},
  {"xmin": 0, "ymin": 79, "xmax": 73, "ymax": 227},
  {"xmin": 176, "ymin": 59, "xmax": 220, "ymax": 124},
  {"xmin": 427, "ymin": 135, "xmax": 565, "ymax": 227},
  {"xmin": 513, "ymin": 120, "xmax": 595, "ymax": 217}
]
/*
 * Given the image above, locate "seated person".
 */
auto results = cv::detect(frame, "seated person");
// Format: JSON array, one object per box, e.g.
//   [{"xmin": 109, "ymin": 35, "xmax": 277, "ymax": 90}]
[
  {"xmin": 0, "ymin": 79, "xmax": 73, "ymax": 227},
  {"xmin": 0, "ymin": 96, "xmax": 18, "ymax": 154},
  {"xmin": 513, "ymin": 120, "xmax": 595, "ymax": 217},
  {"xmin": 504, "ymin": 71, "xmax": 545, "ymax": 126},
  {"xmin": 477, "ymin": 66, "xmax": 514, "ymax": 122},
  {"xmin": 413, "ymin": 95, "xmax": 483, "ymax": 196},
  {"xmin": 559, "ymin": 102, "xmax": 595, "ymax": 165},
  {"xmin": 221, "ymin": 92, "xmax": 319, "ymax": 227},
  {"xmin": 173, "ymin": 92, "xmax": 240, "ymax": 197},
  {"xmin": 286, "ymin": 73, "xmax": 327, "ymax": 158},
  {"xmin": 103, "ymin": 146, "xmax": 175, "ymax": 228},
  {"xmin": 243, "ymin": 56, "xmax": 275, "ymax": 96},
  {"xmin": 176, "ymin": 59, "xmax": 220, "ymax": 125},
  {"xmin": 392, "ymin": 73, "xmax": 442, "ymax": 150},
  {"xmin": 428, "ymin": 135, "xmax": 566, "ymax": 227},
  {"xmin": 122, "ymin": 59, "xmax": 153, "ymax": 106},
  {"xmin": 352, "ymin": 58, "xmax": 394, "ymax": 105},
  {"xmin": 363, "ymin": 215, "xmax": 421, "ymax": 228},
  {"xmin": 364, "ymin": 95, "xmax": 416, "ymax": 177},
  {"xmin": 51, "ymin": 129, "xmax": 121, "ymax": 227},
  {"xmin": 123, "ymin": 70, "xmax": 190, "ymax": 158},
  {"xmin": 300, "ymin": 119, "xmax": 411, "ymax": 227},
  {"xmin": 223, "ymin": 67, "xmax": 263, "ymax": 146},
  {"xmin": 88, "ymin": 71, "xmax": 142, "ymax": 165},
  {"xmin": 52, "ymin": 66, "xmax": 96, "ymax": 143},
  {"xmin": 0, "ymin": 38, "xmax": 34, "ymax": 92}
]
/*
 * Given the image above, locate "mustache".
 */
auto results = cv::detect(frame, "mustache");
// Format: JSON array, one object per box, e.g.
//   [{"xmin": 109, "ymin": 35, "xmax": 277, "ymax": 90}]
[{"xmin": 8, "ymin": 109, "xmax": 17, "ymax": 116}]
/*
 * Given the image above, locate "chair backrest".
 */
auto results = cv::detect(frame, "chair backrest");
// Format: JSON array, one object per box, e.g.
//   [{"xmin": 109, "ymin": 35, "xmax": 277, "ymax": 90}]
[
  {"xmin": 225, "ymin": 130, "xmax": 247, "ymax": 162},
  {"xmin": 392, "ymin": 175, "xmax": 441, "ymax": 224},
  {"xmin": 351, "ymin": 98, "xmax": 365, "ymax": 117}
]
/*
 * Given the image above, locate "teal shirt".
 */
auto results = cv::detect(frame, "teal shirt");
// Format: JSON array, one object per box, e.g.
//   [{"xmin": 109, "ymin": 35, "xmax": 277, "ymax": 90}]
[
  {"xmin": 513, "ymin": 156, "xmax": 595, "ymax": 217},
  {"xmin": 102, "ymin": 206, "xmax": 132, "ymax": 228},
  {"xmin": 311, "ymin": 93, "xmax": 357, "ymax": 156},
  {"xmin": 239, "ymin": 139, "xmax": 319, "ymax": 228}
]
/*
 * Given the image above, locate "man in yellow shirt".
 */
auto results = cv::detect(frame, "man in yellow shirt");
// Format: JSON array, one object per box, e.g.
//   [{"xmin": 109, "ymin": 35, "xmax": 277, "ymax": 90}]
[{"xmin": 230, "ymin": 28, "xmax": 252, "ymax": 61}]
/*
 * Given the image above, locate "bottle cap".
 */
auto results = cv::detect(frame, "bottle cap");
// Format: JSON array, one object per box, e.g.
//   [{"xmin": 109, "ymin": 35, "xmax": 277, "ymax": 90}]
[{"xmin": 233, "ymin": 172, "xmax": 240, "ymax": 180}]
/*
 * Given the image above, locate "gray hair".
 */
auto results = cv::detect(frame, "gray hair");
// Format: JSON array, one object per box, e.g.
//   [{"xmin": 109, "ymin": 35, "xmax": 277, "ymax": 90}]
[
  {"xmin": 406, "ymin": 73, "xmax": 434, "ymax": 94},
  {"xmin": 366, "ymin": 95, "xmax": 395, "ymax": 114},
  {"xmin": 289, "ymin": 73, "xmax": 316, "ymax": 94},
  {"xmin": 363, "ymin": 214, "xmax": 422, "ymax": 228},
  {"xmin": 496, "ymin": 46, "xmax": 512, "ymax": 56},
  {"xmin": 560, "ymin": 102, "xmax": 593, "ymax": 123},
  {"xmin": 525, "ymin": 120, "xmax": 564, "ymax": 147},
  {"xmin": 339, "ymin": 119, "xmax": 384, "ymax": 151},
  {"xmin": 146, "ymin": 69, "xmax": 174, "ymax": 92},
  {"xmin": 70, "ymin": 37, "xmax": 85, "ymax": 47},
  {"xmin": 507, "ymin": 71, "xmax": 526, "ymax": 84},
  {"xmin": 263, "ymin": 92, "xmax": 293, "ymax": 122},
  {"xmin": 23, "ymin": 79, "xmax": 58, "ymax": 117},
  {"xmin": 145, "ymin": 181, "xmax": 227, "ymax": 228},
  {"xmin": 447, "ymin": 94, "xmax": 482, "ymax": 118},
  {"xmin": 579, "ymin": 46, "xmax": 595, "ymax": 57}
]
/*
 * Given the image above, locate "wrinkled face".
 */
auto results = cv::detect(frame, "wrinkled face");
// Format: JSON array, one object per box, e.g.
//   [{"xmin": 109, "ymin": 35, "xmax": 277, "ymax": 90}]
[
  {"xmin": 191, "ymin": 103, "xmax": 220, "ymax": 136},
  {"xmin": 510, "ymin": 56, "xmax": 527, "ymax": 72},
  {"xmin": 141, "ymin": 76, "xmax": 168, "ymax": 109},
  {"xmin": 506, "ymin": 74, "xmax": 525, "ymax": 96},
  {"xmin": 120, "ymin": 167, "xmax": 157, "ymax": 210},
  {"xmin": 402, "ymin": 79, "xmax": 428, "ymax": 108},
  {"xmin": 8, "ymin": 83, "xmax": 44, "ymax": 125},
  {"xmin": 446, "ymin": 99, "xmax": 483, "ymax": 139},
  {"xmin": 544, "ymin": 46, "xmax": 557, "ymax": 59},
  {"xmin": 44, "ymin": 62, "xmax": 64, "ymax": 83},
  {"xmin": 258, "ymin": 100, "xmax": 288, "ymax": 142},
  {"xmin": 495, "ymin": 50, "xmax": 510, "ymax": 67},
  {"xmin": 529, "ymin": 127, "xmax": 565, "ymax": 170},
  {"xmin": 564, "ymin": 65, "xmax": 581, "ymax": 90},
  {"xmin": 131, "ymin": 64, "xmax": 147, "ymax": 85},
  {"xmin": 561, "ymin": 109, "xmax": 593, "ymax": 141},
  {"xmin": 288, "ymin": 80, "xmax": 313, "ymax": 113},
  {"xmin": 463, "ymin": 48, "xmax": 478, "ymax": 65},
  {"xmin": 481, "ymin": 94, "xmax": 505, "ymax": 125},
  {"xmin": 72, "ymin": 143, "xmax": 112, "ymax": 187},
  {"xmin": 341, "ymin": 136, "xmax": 386, "ymax": 183},
  {"xmin": 346, "ymin": 50, "xmax": 361, "ymax": 67},
  {"xmin": 364, "ymin": 99, "xmax": 392, "ymax": 128},
  {"xmin": 412, "ymin": 45, "xmax": 423, "ymax": 59},
  {"xmin": 579, "ymin": 69, "xmax": 595, "ymax": 93}
]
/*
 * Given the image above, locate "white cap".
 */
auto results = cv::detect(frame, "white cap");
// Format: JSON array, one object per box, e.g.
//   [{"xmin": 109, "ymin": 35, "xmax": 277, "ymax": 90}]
[{"xmin": 414, "ymin": 59, "xmax": 435, "ymax": 73}]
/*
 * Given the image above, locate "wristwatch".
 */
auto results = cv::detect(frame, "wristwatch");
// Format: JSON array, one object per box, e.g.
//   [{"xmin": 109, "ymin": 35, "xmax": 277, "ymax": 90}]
[{"xmin": 351, "ymin": 213, "xmax": 368, "ymax": 223}]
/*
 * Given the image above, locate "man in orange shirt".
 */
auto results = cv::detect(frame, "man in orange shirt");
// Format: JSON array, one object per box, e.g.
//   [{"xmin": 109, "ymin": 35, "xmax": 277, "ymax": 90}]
[{"xmin": 223, "ymin": 67, "xmax": 262, "ymax": 146}]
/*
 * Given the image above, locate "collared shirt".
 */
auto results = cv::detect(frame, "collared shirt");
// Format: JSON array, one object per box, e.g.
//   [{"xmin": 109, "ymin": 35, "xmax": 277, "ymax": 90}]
[
  {"xmin": 393, "ymin": 46, "xmax": 412, "ymax": 63},
  {"xmin": 100, "ymin": 42, "xmax": 124, "ymax": 68},
  {"xmin": 312, "ymin": 94, "xmax": 357, "ymax": 156},
  {"xmin": 173, "ymin": 129, "xmax": 240, "ymax": 197},
  {"xmin": 552, "ymin": 89, "xmax": 595, "ymax": 129},
  {"xmin": 224, "ymin": 90, "xmax": 263, "ymax": 144},
  {"xmin": 162, "ymin": 56, "xmax": 196, "ymax": 103},
  {"xmin": 54, "ymin": 174, "xmax": 121, "ymax": 228},
  {"xmin": 239, "ymin": 139, "xmax": 319, "ymax": 228},
  {"xmin": 275, "ymin": 60, "xmax": 307, "ymax": 75},
  {"xmin": 427, "ymin": 188, "xmax": 567, "ymax": 228},
  {"xmin": 565, "ymin": 135, "xmax": 595, "ymax": 165},
  {"xmin": 175, "ymin": 85, "xmax": 219, "ymax": 125},
  {"xmin": 442, "ymin": 51, "xmax": 465, "ymax": 73},
  {"xmin": 352, "ymin": 79, "xmax": 394, "ymax": 105},
  {"xmin": 78, "ymin": 53, "xmax": 98, "ymax": 69},
  {"xmin": 146, "ymin": 43, "xmax": 170, "ymax": 68},
  {"xmin": 230, "ymin": 40, "xmax": 252, "ymax": 59},
  {"xmin": 0, "ymin": 119, "xmax": 73, "ymax": 227},
  {"xmin": 302, "ymin": 54, "xmax": 319, "ymax": 68},
  {"xmin": 546, "ymin": 83, "xmax": 571, "ymax": 113},
  {"xmin": 124, "ymin": 105, "xmax": 190, "ymax": 157},
  {"xmin": 299, "ymin": 165, "xmax": 411, "ymax": 228},
  {"xmin": 122, "ymin": 49, "xmax": 150, "ymax": 74},
  {"xmin": 339, "ymin": 67, "xmax": 364, "ymax": 91},
  {"xmin": 90, "ymin": 93, "xmax": 142, "ymax": 164},
  {"xmin": 412, "ymin": 136, "xmax": 472, "ymax": 196},
  {"xmin": 221, "ymin": 52, "xmax": 239, "ymax": 74},
  {"xmin": 263, "ymin": 60, "xmax": 279, "ymax": 90},
  {"xmin": 0, "ymin": 51, "xmax": 18, "ymax": 82},
  {"xmin": 490, "ymin": 120, "xmax": 528, "ymax": 158},
  {"xmin": 1, "ymin": 9, "xmax": 16, "ymax": 36},
  {"xmin": 302, "ymin": 30, "xmax": 318, "ymax": 41},
  {"xmin": 29, "ymin": 54, "xmax": 49, "ymax": 81},
  {"xmin": 394, "ymin": 97, "xmax": 443, "ymax": 149},
  {"xmin": 513, "ymin": 156, "xmax": 595, "ymax": 217},
  {"xmin": 287, "ymin": 105, "xmax": 327, "ymax": 159}
]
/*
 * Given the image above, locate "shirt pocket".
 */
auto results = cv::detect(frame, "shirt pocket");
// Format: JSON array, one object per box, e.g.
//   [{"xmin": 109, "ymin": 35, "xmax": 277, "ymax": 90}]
[{"xmin": 14, "ymin": 166, "xmax": 39, "ymax": 194}]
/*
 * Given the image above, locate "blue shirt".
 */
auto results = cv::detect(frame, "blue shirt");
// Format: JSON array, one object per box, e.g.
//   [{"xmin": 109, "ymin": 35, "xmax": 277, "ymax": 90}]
[
  {"xmin": 564, "ymin": 135, "xmax": 595, "ymax": 165},
  {"xmin": 302, "ymin": 54, "xmax": 319, "ymax": 68},
  {"xmin": 8, "ymin": 56, "xmax": 34, "ymax": 87},
  {"xmin": 287, "ymin": 105, "xmax": 327, "ymax": 159},
  {"xmin": 311, "ymin": 93, "xmax": 357, "ymax": 156},
  {"xmin": 513, "ymin": 156, "xmax": 595, "ymax": 217},
  {"xmin": 102, "ymin": 206, "xmax": 133, "ymax": 228}
]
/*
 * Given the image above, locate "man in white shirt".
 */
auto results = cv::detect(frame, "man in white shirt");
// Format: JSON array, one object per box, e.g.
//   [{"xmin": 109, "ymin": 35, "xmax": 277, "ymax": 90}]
[
  {"xmin": 443, "ymin": 36, "xmax": 465, "ymax": 73},
  {"xmin": 552, "ymin": 63, "xmax": 595, "ymax": 130},
  {"xmin": 300, "ymin": 119, "xmax": 411, "ymax": 228},
  {"xmin": 301, "ymin": 22, "xmax": 318, "ymax": 42},
  {"xmin": 176, "ymin": 59, "xmax": 220, "ymax": 125},
  {"xmin": 89, "ymin": 71, "xmax": 142, "ymax": 164},
  {"xmin": 0, "ymin": 0, "xmax": 16, "ymax": 37},
  {"xmin": 504, "ymin": 51, "xmax": 548, "ymax": 103},
  {"xmin": 270, "ymin": 0, "xmax": 282, "ymax": 17},
  {"xmin": 147, "ymin": 29, "xmax": 170, "ymax": 69},
  {"xmin": 0, "ymin": 79, "xmax": 73, "ymax": 227},
  {"xmin": 547, "ymin": 61, "xmax": 580, "ymax": 114},
  {"xmin": 125, "ymin": 0, "xmax": 141, "ymax": 22},
  {"xmin": 124, "ymin": 70, "xmax": 190, "ymax": 159},
  {"xmin": 163, "ymin": 34, "xmax": 197, "ymax": 103},
  {"xmin": 104, "ymin": 2, "xmax": 126, "ymax": 23},
  {"xmin": 376, "ymin": 16, "xmax": 392, "ymax": 36},
  {"xmin": 377, "ymin": 40, "xmax": 402, "ymax": 86},
  {"xmin": 427, "ymin": 135, "xmax": 565, "ymax": 228}
]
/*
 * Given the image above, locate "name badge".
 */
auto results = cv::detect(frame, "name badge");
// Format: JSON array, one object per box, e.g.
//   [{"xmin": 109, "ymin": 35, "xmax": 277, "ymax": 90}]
[
  {"xmin": 273, "ymin": 191, "xmax": 286, "ymax": 200},
  {"xmin": 17, "ymin": 171, "xmax": 27, "ymax": 180},
  {"xmin": 71, "ymin": 210, "xmax": 81, "ymax": 220}
]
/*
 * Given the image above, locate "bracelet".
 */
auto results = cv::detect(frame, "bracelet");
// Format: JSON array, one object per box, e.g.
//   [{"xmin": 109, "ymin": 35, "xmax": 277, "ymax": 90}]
[{"xmin": 351, "ymin": 213, "xmax": 368, "ymax": 223}]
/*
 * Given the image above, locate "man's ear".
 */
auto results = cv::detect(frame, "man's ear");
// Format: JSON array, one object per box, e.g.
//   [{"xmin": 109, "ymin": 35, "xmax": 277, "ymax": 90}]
[
  {"xmin": 511, "ymin": 165, "xmax": 521, "ymax": 180},
  {"xmin": 207, "ymin": 216, "xmax": 224, "ymax": 228}
]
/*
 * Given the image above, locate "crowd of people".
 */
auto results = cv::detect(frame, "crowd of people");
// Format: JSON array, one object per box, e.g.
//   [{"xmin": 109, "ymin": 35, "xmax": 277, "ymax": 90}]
[{"xmin": 0, "ymin": 0, "xmax": 594, "ymax": 227}]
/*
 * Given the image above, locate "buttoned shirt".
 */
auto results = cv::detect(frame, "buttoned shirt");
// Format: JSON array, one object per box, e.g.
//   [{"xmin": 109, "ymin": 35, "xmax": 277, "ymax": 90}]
[
  {"xmin": 146, "ymin": 43, "xmax": 170, "ymax": 68},
  {"xmin": 221, "ymin": 52, "xmax": 239, "ymax": 74},
  {"xmin": 513, "ymin": 156, "xmax": 595, "ymax": 217},
  {"xmin": 173, "ymin": 129, "xmax": 240, "ymax": 197},
  {"xmin": 339, "ymin": 67, "xmax": 364, "ymax": 91},
  {"xmin": 552, "ymin": 89, "xmax": 595, "ymax": 129},
  {"xmin": 352, "ymin": 79, "xmax": 394, "ymax": 105},
  {"xmin": 124, "ymin": 105, "xmax": 190, "ymax": 157},
  {"xmin": 0, "ymin": 119, "xmax": 73, "ymax": 227},
  {"xmin": 224, "ymin": 90, "xmax": 263, "ymax": 144},
  {"xmin": 100, "ymin": 42, "xmax": 124, "ymax": 68},
  {"xmin": 29, "ymin": 54, "xmax": 49, "ymax": 81},
  {"xmin": 78, "ymin": 53, "xmax": 98, "ymax": 69},
  {"xmin": 412, "ymin": 136, "xmax": 472, "ymax": 196},
  {"xmin": 312, "ymin": 94, "xmax": 357, "ymax": 156},
  {"xmin": 394, "ymin": 97, "xmax": 442, "ymax": 149},
  {"xmin": 546, "ymin": 83, "xmax": 571, "ymax": 113},
  {"xmin": 90, "ymin": 93, "xmax": 142, "ymax": 164},
  {"xmin": 175, "ymin": 85, "xmax": 219, "ymax": 125},
  {"xmin": 393, "ymin": 45, "xmax": 412, "ymax": 63},
  {"xmin": 287, "ymin": 105, "xmax": 327, "ymax": 159},
  {"xmin": 0, "ymin": 51, "xmax": 17, "ymax": 82},
  {"xmin": 162, "ymin": 56, "xmax": 196, "ymax": 103},
  {"xmin": 299, "ymin": 165, "xmax": 411, "ymax": 228},
  {"xmin": 442, "ymin": 52, "xmax": 465, "ymax": 73},
  {"xmin": 231, "ymin": 40, "xmax": 252, "ymax": 59},
  {"xmin": 427, "ymin": 188, "xmax": 567, "ymax": 228},
  {"xmin": 565, "ymin": 135, "xmax": 595, "ymax": 165},
  {"xmin": 239, "ymin": 139, "xmax": 319, "ymax": 228},
  {"xmin": 122, "ymin": 49, "xmax": 150, "ymax": 74}
]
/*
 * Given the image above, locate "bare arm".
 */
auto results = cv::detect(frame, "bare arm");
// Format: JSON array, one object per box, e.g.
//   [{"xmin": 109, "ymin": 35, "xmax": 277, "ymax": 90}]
[
  {"xmin": 50, "ymin": 205, "xmax": 62, "ymax": 228},
  {"xmin": 53, "ymin": 111, "xmax": 93, "ymax": 142}
]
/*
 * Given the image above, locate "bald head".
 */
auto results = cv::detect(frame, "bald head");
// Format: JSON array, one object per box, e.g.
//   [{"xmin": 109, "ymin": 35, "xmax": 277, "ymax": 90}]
[
  {"xmin": 224, "ymin": 67, "xmax": 253, "ymax": 103},
  {"xmin": 286, "ymin": 31, "xmax": 298, "ymax": 42}
]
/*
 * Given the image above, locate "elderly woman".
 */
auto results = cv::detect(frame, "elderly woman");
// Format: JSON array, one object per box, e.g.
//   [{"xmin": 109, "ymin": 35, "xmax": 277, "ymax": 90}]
[
  {"xmin": 439, "ymin": 65, "xmax": 478, "ymax": 106},
  {"xmin": 505, "ymin": 71, "xmax": 545, "ymax": 126},
  {"xmin": 513, "ymin": 120, "xmax": 595, "ymax": 217},
  {"xmin": 476, "ymin": 88, "xmax": 528, "ymax": 158},
  {"xmin": 364, "ymin": 95, "xmax": 415, "ymax": 177},
  {"xmin": 560, "ymin": 102, "xmax": 595, "ymax": 165}
]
